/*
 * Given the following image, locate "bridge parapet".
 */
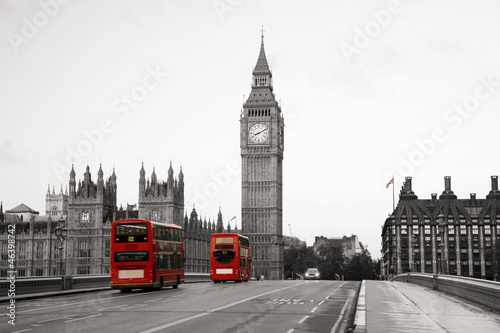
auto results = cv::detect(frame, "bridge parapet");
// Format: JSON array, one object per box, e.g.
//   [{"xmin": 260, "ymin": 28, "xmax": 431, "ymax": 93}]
[
  {"xmin": 395, "ymin": 273, "xmax": 500, "ymax": 312},
  {"xmin": 0, "ymin": 275, "xmax": 110, "ymax": 296},
  {"xmin": 0, "ymin": 273, "xmax": 209, "ymax": 299}
]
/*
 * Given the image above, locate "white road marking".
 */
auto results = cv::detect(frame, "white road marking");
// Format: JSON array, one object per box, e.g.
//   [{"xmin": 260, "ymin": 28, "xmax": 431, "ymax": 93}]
[
  {"xmin": 318, "ymin": 300, "xmax": 325, "ymax": 306},
  {"xmin": 298, "ymin": 315, "xmax": 309, "ymax": 324},
  {"xmin": 64, "ymin": 313, "xmax": 102, "ymax": 322},
  {"xmin": 8, "ymin": 293, "xmax": 142, "ymax": 314},
  {"xmin": 12, "ymin": 330, "xmax": 32, "ymax": 333},
  {"xmin": 119, "ymin": 304, "xmax": 148, "ymax": 310},
  {"xmin": 311, "ymin": 306, "xmax": 318, "ymax": 313},
  {"xmin": 37, "ymin": 314, "xmax": 76, "ymax": 323},
  {"xmin": 139, "ymin": 282, "xmax": 305, "ymax": 333},
  {"xmin": 330, "ymin": 290, "xmax": 354, "ymax": 333}
]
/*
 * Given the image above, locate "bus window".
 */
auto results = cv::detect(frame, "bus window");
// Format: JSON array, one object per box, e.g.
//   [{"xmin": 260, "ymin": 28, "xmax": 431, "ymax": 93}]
[{"xmin": 115, "ymin": 251, "xmax": 149, "ymax": 262}]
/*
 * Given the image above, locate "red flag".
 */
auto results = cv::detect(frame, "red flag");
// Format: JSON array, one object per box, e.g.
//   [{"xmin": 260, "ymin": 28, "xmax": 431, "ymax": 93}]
[
  {"xmin": 229, "ymin": 216, "xmax": 236, "ymax": 221},
  {"xmin": 386, "ymin": 177, "xmax": 394, "ymax": 189}
]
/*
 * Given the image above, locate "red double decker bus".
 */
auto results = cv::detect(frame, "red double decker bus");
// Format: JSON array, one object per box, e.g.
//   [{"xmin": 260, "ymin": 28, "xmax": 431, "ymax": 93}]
[
  {"xmin": 210, "ymin": 233, "xmax": 251, "ymax": 283},
  {"xmin": 111, "ymin": 219, "xmax": 184, "ymax": 292}
]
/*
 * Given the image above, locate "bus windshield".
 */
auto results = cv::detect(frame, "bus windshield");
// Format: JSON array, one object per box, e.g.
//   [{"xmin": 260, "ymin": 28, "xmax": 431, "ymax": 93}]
[{"xmin": 213, "ymin": 250, "xmax": 236, "ymax": 264}]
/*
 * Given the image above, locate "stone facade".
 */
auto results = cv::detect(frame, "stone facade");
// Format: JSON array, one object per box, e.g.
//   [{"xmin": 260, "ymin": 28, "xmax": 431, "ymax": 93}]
[
  {"xmin": 382, "ymin": 176, "xmax": 500, "ymax": 280},
  {"xmin": 313, "ymin": 235, "xmax": 366, "ymax": 259},
  {"xmin": 240, "ymin": 34, "xmax": 285, "ymax": 280},
  {"xmin": 0, "ymin": 164, "xmax": 236, "ymax": 277}
]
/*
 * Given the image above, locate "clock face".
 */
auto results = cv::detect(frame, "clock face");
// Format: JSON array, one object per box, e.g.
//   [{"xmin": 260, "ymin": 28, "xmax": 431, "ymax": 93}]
[{"xmin": 248, "ymin": 123, "xmax": 269, "ymax": 144}]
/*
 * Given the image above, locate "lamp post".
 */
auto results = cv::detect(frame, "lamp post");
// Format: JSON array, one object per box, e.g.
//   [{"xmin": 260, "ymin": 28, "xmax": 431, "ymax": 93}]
[
  {"xmin": 55, "ymin": 216, "xmax": 68, "ymax": 275},
  {"xmin": 437, "ymin": 214, "xmax": 446, "ymax": 275}
]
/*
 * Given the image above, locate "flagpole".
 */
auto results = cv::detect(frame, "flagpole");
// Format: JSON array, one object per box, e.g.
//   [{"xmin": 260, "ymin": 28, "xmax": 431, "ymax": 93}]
[{"xmin": 392, "ymin": 175, "xmax": 395, "ymax": 212}]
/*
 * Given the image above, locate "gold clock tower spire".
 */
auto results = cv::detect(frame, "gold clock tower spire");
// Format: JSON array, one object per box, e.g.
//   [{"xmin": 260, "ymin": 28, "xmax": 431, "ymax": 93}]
[{"xmin": 240, "ymin": 31, "xmax": 284, "ymax": 280}]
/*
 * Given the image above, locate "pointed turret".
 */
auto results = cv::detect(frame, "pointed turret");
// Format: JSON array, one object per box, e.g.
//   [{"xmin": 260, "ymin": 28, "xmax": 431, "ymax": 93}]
[
  {"xmin": 97, "ymin": 164, "xmax": 104, "ymax": 191},
  {"xmin": 98, "ymin": 163, "xmax": 104, "ymax": 182},
  {"xmin": 252, "ymin": 31, "xmax": 272, "ymax": 76},
  {"xmin": 0, "ymin": 201, "xmax": 4, "ymax": 222},
  {"xmin": 168, "ymin": 161, "xmax": 174, "ymax": 184},
  {"xmin": 69, "ymin": 164, "xmax": 76, "ymax": 196},
  {"xmin": 140, "ymin": 163, "xmax": 146, "ymax": 179},
  {"xmin": 178, "ymin": 166, "xmax": 184, "ymax": 185},
  {"xmin": 111, "ymin": 167, "xmax": 117, "ymax": 186},
  {"xmin": 243, "ymin": 30, "xmax": 279, "ymax": 109},
  {"xmin": 139, "ymin": 163, "xmax": 146, "ymax": 197},
  {"xmin": 216, "ymin": 206, "xmax": 224, "ymax": 233},
  {"xmin": 47, "ymin": 184, "xmax": 51, "ymax": 196}
]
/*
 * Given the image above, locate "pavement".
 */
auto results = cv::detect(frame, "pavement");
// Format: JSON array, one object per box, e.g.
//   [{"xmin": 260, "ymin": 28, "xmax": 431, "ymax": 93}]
[{"xmin": 353, "ymin": 280, "xmax": 500, "ymax": 333}]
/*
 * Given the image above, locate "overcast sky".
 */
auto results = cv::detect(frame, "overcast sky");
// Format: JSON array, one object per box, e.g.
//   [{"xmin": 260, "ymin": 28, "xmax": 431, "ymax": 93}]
[{"xmin": 1, "ymin": 0, "xmax": 500, "ymax": 258}]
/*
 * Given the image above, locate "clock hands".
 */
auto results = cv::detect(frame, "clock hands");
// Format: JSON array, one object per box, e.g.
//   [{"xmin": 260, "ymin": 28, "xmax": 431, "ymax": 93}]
[{"xmin": 252, "ymin": 129, "xmax": 267, "ymax": 137}]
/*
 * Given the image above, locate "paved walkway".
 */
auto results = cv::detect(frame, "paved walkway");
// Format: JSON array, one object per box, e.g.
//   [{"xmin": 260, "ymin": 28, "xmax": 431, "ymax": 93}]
[{"xmin": 353, "ymin": 280, "xmax": 500, "ymax": 332}]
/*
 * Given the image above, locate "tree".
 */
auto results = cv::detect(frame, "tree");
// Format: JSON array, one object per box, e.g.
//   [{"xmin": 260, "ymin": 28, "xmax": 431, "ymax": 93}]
[
  {"xmin": 316, "ymin": 244, "xmax": 344, "ymax": 280},
  {"xmin": 345, "ymin": 250, "xmax": 379, "ymax": 281},
  {"xmin": 284, "ymin": 245, "xmax": 316, "ymax": 279}
]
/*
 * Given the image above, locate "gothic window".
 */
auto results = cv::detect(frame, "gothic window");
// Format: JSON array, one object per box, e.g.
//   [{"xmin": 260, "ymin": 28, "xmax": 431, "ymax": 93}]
[
  {"xmin": 82, "ymin": 211, "xmax": 90, "ymax": 223},
  {"xmin": 51, "ymin": 206, "xmax": 58, "ymax": 216},
  {"xmin": 1, "ymin": 243, "xmax": 7, "ymax": 260},
  {"xmin": 78, "ymin": 239, "xmax": 90, "ymax": 257},
  {"xmin": 105, "ymin": 239, "xmax": 110, "ymax": 257},
  {"xmin": 152, "ymin": 210, "xmax": 158, "ymax": 221},
  {"xmin": 36, "ymin": 241, "xmax": 44, "ymax": 259},
  {"xmin": 18, "ymin": 242, "xmax": 26, "ymax": 259}
]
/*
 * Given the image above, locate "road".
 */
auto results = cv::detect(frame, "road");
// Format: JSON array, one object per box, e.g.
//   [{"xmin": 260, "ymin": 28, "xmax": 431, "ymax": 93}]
[{"xmin": 2, "ymin": 280, "xmax": 359, "ymax": 333}]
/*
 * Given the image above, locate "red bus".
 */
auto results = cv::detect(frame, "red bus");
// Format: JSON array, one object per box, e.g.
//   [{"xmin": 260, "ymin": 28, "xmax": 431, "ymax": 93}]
[
  {"xmin": 210, "ymin": 233, "xmax": 251, "ymax": 283},
  {"xmin": 111, "ymin": 219, "xmax": 184, "ymax": 292}
]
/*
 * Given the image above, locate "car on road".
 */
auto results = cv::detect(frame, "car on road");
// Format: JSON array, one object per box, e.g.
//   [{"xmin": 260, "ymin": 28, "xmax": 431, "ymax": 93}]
[{"xmin": 304, "ymin": 268, "xmax": 320, "ymax": 280}]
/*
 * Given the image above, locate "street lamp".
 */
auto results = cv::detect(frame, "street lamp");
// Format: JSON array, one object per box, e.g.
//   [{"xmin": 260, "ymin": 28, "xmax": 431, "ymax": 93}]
[
  {"xmin": 55, "ymin": 216, "xmax": 68, "ymax": 275},
  {"xmin": 437, "ymin": 214, "xmax": 446, "ymax": 275}
]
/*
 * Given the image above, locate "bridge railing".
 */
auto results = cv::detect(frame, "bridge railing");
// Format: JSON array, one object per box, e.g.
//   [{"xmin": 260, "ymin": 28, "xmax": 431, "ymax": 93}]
[
  {"xmin": 0, "ymin": 275, "xmax": 110, "ymax": 295},
  {"xmin": 0, "ymin": 273, "xmax": 210, "ymax": 297},
  {"xmin": 394, "ymin": 272, "xmax": 500, "ymax": 312}
]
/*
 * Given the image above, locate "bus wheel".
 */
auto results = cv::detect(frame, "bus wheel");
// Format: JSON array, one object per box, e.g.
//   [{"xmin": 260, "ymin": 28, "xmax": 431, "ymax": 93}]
[
  {"xmin": 172, "ymin": 276, "xmax": 179, "ymax": 289},
  {"xmin": 120, "ymin": 288, "xmax": 131, "ymax": 293},
  {"xmin": 158, "ymin": 278, "xmax": 164, "ymax": 290}
]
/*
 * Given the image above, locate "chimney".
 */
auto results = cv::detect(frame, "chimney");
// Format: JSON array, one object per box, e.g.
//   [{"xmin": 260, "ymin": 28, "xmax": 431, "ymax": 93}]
[
  {"xmin": 470, "ymin": 193, "xmax": 476, "ymax": 201},
  {"xmin": 444, "ymin": 176, "xmax": 451, "ymax": 191},
  {"xmin": 492, "ymin": 176, "xmax": 498, "ymax": 191},
  {"xmin": 405, "ymin": 177, "xmax": 412, "ymax": 191},
  {"xmin": 431, "ymin": 193, "xmax": 437, "ymax": 201}
]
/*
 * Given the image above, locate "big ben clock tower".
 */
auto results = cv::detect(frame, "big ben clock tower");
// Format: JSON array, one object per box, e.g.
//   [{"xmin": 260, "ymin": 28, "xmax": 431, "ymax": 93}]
[{"xmin": 241, "ymin": 32, "xmax": 284, "ymax": 280}]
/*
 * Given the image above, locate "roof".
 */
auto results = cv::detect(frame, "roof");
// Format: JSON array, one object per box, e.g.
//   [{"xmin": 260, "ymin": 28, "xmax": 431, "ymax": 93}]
[
  {"xmin": 5, "ymin": 203, "xmax": 39, "ymax": 214},
  {"xmin": 252, "ymin": 37, "xmax": 272, "ymax": 75}
]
